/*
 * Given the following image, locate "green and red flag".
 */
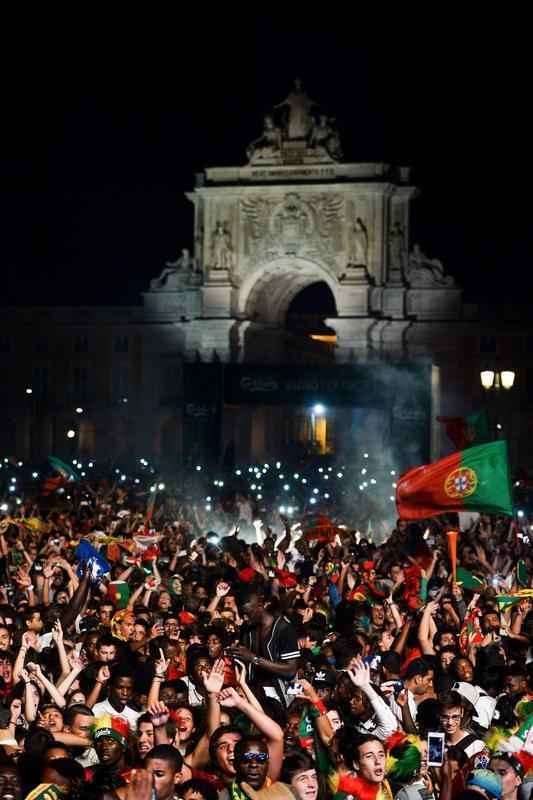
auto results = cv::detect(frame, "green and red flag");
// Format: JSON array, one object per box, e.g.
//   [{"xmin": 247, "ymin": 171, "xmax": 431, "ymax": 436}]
[
  {"xmin": 455, "ymin": 567, "xmax": 485, "ymax": 591},
  {"xmin": 42, "ymin": 456, "xmax": 80, "ymax": 496},
  {"xmin": 304, "ymin": 514, "xmax": 342, "ymax": 543},
  {"xmin": 437, "ymin": 409, "xmax": 491, "ymax": 451},
  {"xmin": 396, "ymin": 440, "xmax": 513, "ymax": 520},
  {"xmin": 107, "ymin": 580, "xmax": 130, "ymax": 609}
]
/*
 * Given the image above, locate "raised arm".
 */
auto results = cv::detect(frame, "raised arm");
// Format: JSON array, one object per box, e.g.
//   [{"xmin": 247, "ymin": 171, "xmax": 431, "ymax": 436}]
[
  {"xmin": 293, "ymin": 679, "xmax": 334, "ymax": 747},
  {"xmin": 219, "ymin": 687, "xmax": 284, "ymax": 780},
  {"xmin": 27, "ymin": 662, "xmax": 67, "ymax": 708},
  {"xmin": 347, "ymin": 658, "xmax": 398, "ymax": 739},
  {"xmin": 417, "ymin": 601, "xmax": 438, "ymax": 655}
]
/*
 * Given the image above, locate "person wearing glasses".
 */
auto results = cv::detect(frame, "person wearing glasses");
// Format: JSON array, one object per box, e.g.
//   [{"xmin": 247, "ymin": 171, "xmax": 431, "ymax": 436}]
[
  {"xmin": 232, "ymin": 735, "xmax": 274, "ymax": 800},
  {"xmin": 438, "ymin": 691, "xmax": 485, "ymax": 759}
]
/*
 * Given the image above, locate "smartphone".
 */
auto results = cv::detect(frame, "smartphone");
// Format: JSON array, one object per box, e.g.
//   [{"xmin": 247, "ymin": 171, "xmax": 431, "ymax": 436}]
[
  {"xmin": 427, "ymin": 732, "xmax": 445, "ymax": 766},
  {"xmin": 287, "ymin": 683, "xmax": 303, "ymax": 696}
]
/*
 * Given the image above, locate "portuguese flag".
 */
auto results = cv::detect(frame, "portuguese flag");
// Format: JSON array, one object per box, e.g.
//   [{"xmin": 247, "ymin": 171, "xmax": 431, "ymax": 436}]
[{"xmin": 396, "ymin": 440, "xmax": 513, "ymax": 520}]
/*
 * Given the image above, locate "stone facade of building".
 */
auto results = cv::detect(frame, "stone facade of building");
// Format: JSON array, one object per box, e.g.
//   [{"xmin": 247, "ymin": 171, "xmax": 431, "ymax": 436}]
[{"xmin": 1, "ymin": 82, "xmax": 529, "ymax": 471}]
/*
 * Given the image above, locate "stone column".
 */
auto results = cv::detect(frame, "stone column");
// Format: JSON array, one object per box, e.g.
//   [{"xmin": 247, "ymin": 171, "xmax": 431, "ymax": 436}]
[{"xmin": 325, "ymin": 318, "xmax": 375, "ymax": 363}]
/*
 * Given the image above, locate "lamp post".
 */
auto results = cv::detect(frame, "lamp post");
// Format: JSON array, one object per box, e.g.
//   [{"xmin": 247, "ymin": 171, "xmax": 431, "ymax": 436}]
[
  {"xmin": 480, "ymin": 370, "xmax": 516, "ymax": 391},
  {"xmin": 480, "ymin": 369, "xmax": 516, "ymax": 442}
]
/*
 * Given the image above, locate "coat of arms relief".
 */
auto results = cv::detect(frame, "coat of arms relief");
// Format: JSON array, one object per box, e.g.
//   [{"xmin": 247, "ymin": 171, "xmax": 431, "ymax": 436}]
[{"xmin": 240, "ymin": 192, "xmax": 344, "ymax": 276}]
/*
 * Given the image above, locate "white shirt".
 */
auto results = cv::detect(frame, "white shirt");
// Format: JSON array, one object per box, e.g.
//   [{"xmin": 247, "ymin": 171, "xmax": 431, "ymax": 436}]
[
  {"xmin": 92, "ymin": 699, "xmax": 140, "ymax": 732},
  {"xmin": 181, "ymin": 676, "xmax": 205, "ymax": 707},
  {"xmin": 389, "ymin": 688, "xmax": 418, "ymax": 724}
]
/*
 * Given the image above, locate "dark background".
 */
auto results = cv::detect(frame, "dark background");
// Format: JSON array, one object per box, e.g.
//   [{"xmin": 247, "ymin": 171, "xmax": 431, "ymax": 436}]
[{"xmin": 1, "ymin": 15, "xmax": 530, "ymax": 307}]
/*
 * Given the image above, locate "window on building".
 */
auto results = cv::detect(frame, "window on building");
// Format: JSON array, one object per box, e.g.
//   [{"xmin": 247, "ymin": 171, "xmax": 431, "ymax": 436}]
[
  {"xmin": 74, "ymin": 335, "xmax": 89, "ymax": 354},
  {"xmin": 114, "ymin": 336, "xmax": 129, "ymax": 353}
]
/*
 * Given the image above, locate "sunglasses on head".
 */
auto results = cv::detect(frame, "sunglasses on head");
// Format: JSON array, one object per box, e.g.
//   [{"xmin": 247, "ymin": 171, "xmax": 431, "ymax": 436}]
[{"xmin": 241, "ymin": 751, "xmax": 268, "ymax": 763}]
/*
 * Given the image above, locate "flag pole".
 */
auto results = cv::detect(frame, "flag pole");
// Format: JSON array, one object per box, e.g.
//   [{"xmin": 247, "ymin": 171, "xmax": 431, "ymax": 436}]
[{"xmin": 446, "ymin": 529, "xmax": 458, "ymax": 583}]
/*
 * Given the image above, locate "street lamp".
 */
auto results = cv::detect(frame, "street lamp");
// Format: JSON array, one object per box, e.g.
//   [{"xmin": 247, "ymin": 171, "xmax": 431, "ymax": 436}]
[{"xmin": 480, "ymin": 370, "xmax": 516, "ymax": 390}]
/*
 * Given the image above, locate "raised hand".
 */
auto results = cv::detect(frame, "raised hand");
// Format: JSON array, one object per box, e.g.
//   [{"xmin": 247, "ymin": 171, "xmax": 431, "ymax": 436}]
[
  {"xmin": 149, "ymin": 701, "xmax": 170, "ymax": 728},
  {"xmin": 68, "ymin": 651, "xmax": 85, "ymax": 672},
  {"xmin": 15, "ymin": 568, "xmax": 32, "ymax": 588},
  {"xmin": 154, "ymin": 648, "xmax": 169, "ymax": 677},
  {"xmin": 202, "ymin": 658, "xmax": 225, "ymax": 694},
  {"xmin": 301, "ymin": 607, "xmax": 314, "ymax": 625},
  {"xmin": 395, "ymin": 688, "xmax": 408, "ymax": 708},
  {"xmin": 347, "ymin": 657, "xmax": 371, "ymax": 689},
  {"xmin": 276, "ymin": 550, "xmax": 286, "ymax": 570},
  {"xmin": 424, "ymin": 600, "xmax": 439, "ymax": 617},
  {"xmin": 219, "ymin": 686, "xmax": 242, "ymax": 708},
  {"xmin": 10, "ymin": 698, "xmax": 22, "ymax": 723},
  {"xmin": 234, "ymin": 658, "xmax": 247, "ymax": 687},
  {"xmin": 126, "ymin": 768, "xmax": 154, "ymax": 800},
  {"xmin": 216, "ymin": 582, "xmax": 231, "ymax": 598},
  {"xmin": 22, "ymin": 631, "xmax": 38, "ymax": 650},
  {"xmin": 150, "ymin": 623, "xmax": 164, "ymax": 639},
  {"xmin": 26, "ymin": 661, "xmax": 43, "ymax": 678},
  {"xmin": 97, "ymin": 664, "xmax": 111, "ymax": 684},
  {"xmin": 51, "ymin": 620, "xmax": 63, "ymax": 645},
  {"xmin": 293, "ymin": 678, "xmax": 320, "ymax": 703}
]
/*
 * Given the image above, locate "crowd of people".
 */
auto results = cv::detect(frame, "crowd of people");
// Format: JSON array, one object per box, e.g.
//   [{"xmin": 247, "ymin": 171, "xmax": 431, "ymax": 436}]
[{"xmin": 0, "ymin": 474, "xmax": 531, "ymax": 800}]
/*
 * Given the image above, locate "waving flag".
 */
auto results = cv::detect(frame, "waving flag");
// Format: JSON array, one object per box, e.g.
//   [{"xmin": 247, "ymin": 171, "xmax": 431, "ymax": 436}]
[{"xmin": 396, "ymin": 441, "xmax": 512, "ymax": 520}]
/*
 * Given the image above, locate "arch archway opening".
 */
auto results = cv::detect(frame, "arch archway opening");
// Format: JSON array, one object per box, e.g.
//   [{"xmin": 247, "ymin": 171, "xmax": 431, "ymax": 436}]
[{"xmin": 285, "ymin": 280, "xmax": 337, "ymax": 339}]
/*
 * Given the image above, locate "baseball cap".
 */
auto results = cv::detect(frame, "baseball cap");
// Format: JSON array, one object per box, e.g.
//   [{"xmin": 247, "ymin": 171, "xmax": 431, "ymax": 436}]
[
  {"xmin": 452, "ymin": 681, "xmax": 481, "ymax": 707},
  {"xmin": 466, "ymin": 769, "xmax": 503, "ymax": 799},
  {"xmin": 312, "ymin": 669, "xmax": 336, "ymax": 688},
  {"xmin": 490, "ymin": 752, "xmax": 525, "ymax": 778}
]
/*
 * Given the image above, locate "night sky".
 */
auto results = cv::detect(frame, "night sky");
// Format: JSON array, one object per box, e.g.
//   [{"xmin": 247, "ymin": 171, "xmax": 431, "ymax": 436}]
[{"xmin": 2, "ymin": 18, "xmax": 530, "ymax": 308}]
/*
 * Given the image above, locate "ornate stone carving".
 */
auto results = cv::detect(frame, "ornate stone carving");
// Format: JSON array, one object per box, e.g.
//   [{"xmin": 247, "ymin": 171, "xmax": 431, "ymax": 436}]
[
  {"xmin": 241, "ymin": 192, "xmax": 343, "ymax": 271},
  {"xmin": 245, "ymin": 79, "xmax": 343, "ymax": 166},
  {"xmin": 309, "ymin": 114, "xmax": 343, "ymax": 161},
  {"xmin": 150, "ymin": 248, "xmax": 202, "ymax": 291},
  {"xmin": 246, "ymin": 114, "xmax": 282, "ymax": 163},
  {"xmin": 210, "ymin": 221, "xmax": 233, "ymax": 270},
  {"xmin": 274, "ymin": 78, "xmax": 317, "ymax": 140},
  {"xmin": 387, "ymin": 221, "xmax": 407, "ymax": 284},
  {"xmin": 406, "ymin": 244, "xmax": 455, "ymax": 287},
  {"xmin": 349, "ymin": 217, "xmax": 369, "ymax": 267}
]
